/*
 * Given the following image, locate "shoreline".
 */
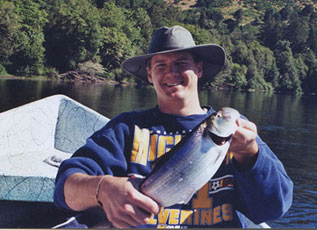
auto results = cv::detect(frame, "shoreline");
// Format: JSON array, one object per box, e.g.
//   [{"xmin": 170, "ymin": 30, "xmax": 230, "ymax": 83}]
[
  {"xmin": 0, "ymin": 75, "xmax": 129, "ymax": 85},
  {"xmin": 0, "ymin": 75, "xmax": 51, "ymax": 81}
]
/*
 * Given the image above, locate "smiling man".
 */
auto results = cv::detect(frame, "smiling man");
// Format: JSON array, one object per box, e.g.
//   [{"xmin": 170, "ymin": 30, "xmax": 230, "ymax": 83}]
[
  {"xmin": 54, "ymin": 25, "xmax": 293, "ymax": 228},
  {"xmin": 147, "ymin": 51, "xmax": 204, "ymax": 115}
]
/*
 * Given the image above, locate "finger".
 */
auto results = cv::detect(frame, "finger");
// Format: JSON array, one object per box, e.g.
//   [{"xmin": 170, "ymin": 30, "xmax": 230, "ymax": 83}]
[
  {"xmin": 234, "ymin": 119, "xmax": 256, "ymax": 141},
  {"xmin": 104, "ymin": 200, "xmax": 142, "ymax": 228},
  {"xmin": 236, "ymin": 118, "xmax": 257, "ymax": 133},
  {"xmin": 121, "ymin": 203, "xmax": 152, "ymax": 225},
  {"xmin": 133, "ymin": 206, "xmax": 153, "ymax": 223},
  {"xmin": 128, "ymin": 178, "xmax": 160, "ymax": 214},
  {"xmin": 112, "ymin": 218, "xmax": 136, "ymax": 228},
  {"xmin": 132, "ymin": 191, "xmax": 160, "ymax": 215},
  {"xmin": 110, "ymin": 212, "xmax": 141, "ymax": 228},
  {"xmin": 234, "ymin": 127, "xmax": 257, "ymax": 143}
]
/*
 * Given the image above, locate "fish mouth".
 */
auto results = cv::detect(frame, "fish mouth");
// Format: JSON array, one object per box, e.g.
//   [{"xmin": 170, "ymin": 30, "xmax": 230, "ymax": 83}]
[{"xmin": 209, "ymin": 132, "xmax": 232, "ymax": 146}]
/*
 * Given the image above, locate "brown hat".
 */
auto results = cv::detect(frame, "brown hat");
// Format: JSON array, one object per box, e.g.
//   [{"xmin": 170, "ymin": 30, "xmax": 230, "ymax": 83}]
[{"xmin": 121, "ymin": 25, "xmax": 226, "ymax": 84}]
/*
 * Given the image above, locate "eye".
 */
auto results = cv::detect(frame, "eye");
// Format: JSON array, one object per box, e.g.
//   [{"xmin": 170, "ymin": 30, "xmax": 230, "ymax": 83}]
[
  {"xmin": 154, "ymin": 63, "xmax": 166, "ymax": 69},
  {"xmin": 177, "ymin": 61, "xmax": 188, "ymax": 66}
]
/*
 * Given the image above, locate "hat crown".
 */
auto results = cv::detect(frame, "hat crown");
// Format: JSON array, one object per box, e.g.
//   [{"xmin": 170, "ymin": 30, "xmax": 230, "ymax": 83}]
[{"xmin": 147, "ymin": 26, "xmax": 196, "ymax": 54}]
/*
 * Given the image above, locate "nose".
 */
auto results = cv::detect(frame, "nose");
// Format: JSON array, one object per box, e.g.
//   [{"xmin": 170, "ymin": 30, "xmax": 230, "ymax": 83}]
[{"xmin": 166, "ymin": 63, "xmax": 179, "ymax": 76}]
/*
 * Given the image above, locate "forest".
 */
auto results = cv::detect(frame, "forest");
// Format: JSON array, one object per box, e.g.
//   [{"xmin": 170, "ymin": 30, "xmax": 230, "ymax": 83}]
[{"xmin": 0, "ymin": 0, "xmax": 317, "ymax": 93}]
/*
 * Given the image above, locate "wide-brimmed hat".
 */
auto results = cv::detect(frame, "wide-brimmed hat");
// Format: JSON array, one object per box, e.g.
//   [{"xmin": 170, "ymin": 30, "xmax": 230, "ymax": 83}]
[{"xmin": 121, "ymin": 25, "xmax": 226, "ymax": 84}]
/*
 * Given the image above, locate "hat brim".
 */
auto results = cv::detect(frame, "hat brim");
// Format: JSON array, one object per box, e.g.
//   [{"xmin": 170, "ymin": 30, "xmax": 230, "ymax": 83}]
[{"xmin": 121, "ymin": 44, "xmax": 226, "ymax": 85}]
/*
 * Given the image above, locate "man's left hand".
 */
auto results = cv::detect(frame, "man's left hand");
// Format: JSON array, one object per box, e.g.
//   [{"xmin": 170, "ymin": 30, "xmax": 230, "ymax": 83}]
[{"xmin": 229, "ymin": 118, "xmax": 259, "ymax": 166}]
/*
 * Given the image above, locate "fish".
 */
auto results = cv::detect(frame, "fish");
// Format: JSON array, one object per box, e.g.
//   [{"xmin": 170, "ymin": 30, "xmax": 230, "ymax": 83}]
[{"xmin": 140, "ymin": 107, "xmax": 240, "ymax": 207}]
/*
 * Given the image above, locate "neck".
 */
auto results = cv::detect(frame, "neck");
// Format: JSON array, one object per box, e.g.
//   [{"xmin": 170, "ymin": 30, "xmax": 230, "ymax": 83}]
[{"xmin": 158, "ymin": 98, "xmax": 205, "ymax": 116}]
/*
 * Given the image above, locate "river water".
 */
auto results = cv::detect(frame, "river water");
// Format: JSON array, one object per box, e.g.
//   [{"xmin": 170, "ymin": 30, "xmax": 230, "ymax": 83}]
[{"xmin": 0, "ymin": 79, "xmax": 316, "ymax": 228}]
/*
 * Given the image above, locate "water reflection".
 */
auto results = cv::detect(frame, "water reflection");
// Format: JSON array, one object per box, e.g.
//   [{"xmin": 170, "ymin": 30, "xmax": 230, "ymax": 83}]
[{"xmin": 0, "ymin": 79, "xmax": 316, "ymax": 228}]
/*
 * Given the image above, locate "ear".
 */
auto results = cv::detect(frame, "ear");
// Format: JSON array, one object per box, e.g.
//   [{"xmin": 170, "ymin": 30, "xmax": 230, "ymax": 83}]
[
  {"xmin": 147, "ymin": 66, "xmax": 153, "ymax": 83},
  {"xmin": 196, "ymin": 61, "xmax": 203, "ymax": 79}
]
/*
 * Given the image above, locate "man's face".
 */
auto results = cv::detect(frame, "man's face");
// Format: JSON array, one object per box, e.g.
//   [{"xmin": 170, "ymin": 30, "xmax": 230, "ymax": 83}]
[{"xmin": 146, "ymin": 51, "xmax": 203, "ymax": 104}]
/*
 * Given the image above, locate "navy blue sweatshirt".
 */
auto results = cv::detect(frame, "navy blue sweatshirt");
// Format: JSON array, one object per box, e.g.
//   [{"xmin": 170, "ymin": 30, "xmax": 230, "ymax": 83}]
[{"xmin": 54, "ymin": 106, "xmax": 293, "ymax": 228}]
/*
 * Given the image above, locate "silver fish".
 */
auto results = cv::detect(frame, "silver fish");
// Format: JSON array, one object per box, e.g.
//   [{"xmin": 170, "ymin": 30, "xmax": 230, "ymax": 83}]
[{"xmin": 140, "ymin": 107, "xmax": 240, "ymax": 207}]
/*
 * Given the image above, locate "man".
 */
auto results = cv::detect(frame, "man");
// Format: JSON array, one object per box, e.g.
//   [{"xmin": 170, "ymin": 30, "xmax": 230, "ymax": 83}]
[{"xmin": 54, "ymin": 25, "xmax": 293, "ymax": 228}]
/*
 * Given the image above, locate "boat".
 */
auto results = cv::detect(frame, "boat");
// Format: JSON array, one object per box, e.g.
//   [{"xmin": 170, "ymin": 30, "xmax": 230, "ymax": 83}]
[
  {"xmin": 0, "ymin": 95, "xmax": 269, "ymax": 228},
  {"xmin": 0, "ymin": 95, "xmax": 109, "ymax": 227}
]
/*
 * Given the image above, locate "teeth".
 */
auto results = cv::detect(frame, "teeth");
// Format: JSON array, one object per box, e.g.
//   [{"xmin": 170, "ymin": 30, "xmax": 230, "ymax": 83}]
[
  {"xmin": 166, "ymin": 83, "xmax": 178, "ymax": 86},
  {"xmin": 165, "ymin": 81, "xmax": 184, "ymax": 87}
]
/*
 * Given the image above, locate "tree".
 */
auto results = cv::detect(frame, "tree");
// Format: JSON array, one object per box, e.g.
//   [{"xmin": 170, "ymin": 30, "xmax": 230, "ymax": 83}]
[
  {"xmin": 6, "ymin": 0, "xmax": 47, "ymax": 75},
  {"xmin": 300, "ymin": 4, "xmax": 314, "ymax": 17},
  {"xmin": 98, "ymin": 1, "xmax": 145, "ymax": 81},
  {"xmin": 231, "ymin": 41, "xmax": 250, "ymax": 66},
  {"xmin": 261, "ymin": 10, "xmax": 285, "ymax": 49},
  {"xmin": 241, "ymin": 23, "xmax": 259, "ymax": 42},
  {"xmin": 285, "ymin": 12, "xmax": 310, "ymax": 53},
  {"xmin": 233, "ymin": 9, "xmax": 243, "ymax": 22},
  {"xmin": 44, "ymin": 0, "xmax": 101, "ymax": 72},
  {"xmin": 0, "ymin": 1, "xmax": 19, "ymax": 67},
  {"xmin": 131, "ymin": 8, "xmax": 153, "ymax": 51},
  {"xmin": 308, "ymin": 13, "xmax": 317, "ymax": 53},
  {"xmin": 249, "ymin": 41, "xmax": 279, "ymax": 88},
  {"xmin": 196, "ymin": 0, "xmax": 206, "ymax": 8},
  {"xmin": 198, "ymin": 8, "xmax": 209, "ymax": 29},
  {"xmin": 301, "ymin": 48, "xmax": 317, "ymax": 93},
  {"xmin": 280, "ymin": 5, "xmax": 294, "ymax": 20},
  {"xmin": 229, "ymin": 63, "xmax": 248, "ymax": 89},
  {"xmin": 274, "ymin": 40, "xmax": 302, "ymax": 92}
]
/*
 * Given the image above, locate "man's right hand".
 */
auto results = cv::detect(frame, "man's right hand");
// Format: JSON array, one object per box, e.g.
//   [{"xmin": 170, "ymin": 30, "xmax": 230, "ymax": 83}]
[
  {"xmin": 97, "ymin": 175, "xmax": 160, "ymax": 228},
  {"xmin": 64, "ymin": 173, "xmax": 160, "ymax": 228}
]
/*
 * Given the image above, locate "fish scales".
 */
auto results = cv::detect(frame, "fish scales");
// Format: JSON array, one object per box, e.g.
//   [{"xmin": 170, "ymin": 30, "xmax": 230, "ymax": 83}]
[{"xmin": 140, "ymin": 107, "xmax": 240, "ymax": 207}]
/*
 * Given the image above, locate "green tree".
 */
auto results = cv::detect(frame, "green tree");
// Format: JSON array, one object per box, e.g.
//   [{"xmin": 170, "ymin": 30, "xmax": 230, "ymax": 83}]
[
  {"xmin": 285, "ymin": 12, "xmax": 310, "ymax": 53},
  {"xmin": 246, "ymin": 58, "xmax": 272, "ymax": 91},
  {"xmin": 229, "ymin": 63, "xmax": 248, "ymax": 89},
  {"xmin": 249, "ymin": 41, "xmax": 279, "ymax": 88},
  {"xmin": 0, "ymin": 1, "xmax": 19, "ymax": 68},
  {"xmin": 308, "ymin": 13, "xmax": 317, "ymax": 53},
  {"xmin": 198, "ymin": 8, "xmax": 209, "ymax": 29},
  {"xmin": 274, "ymin": 40, "xmax": 302, "ymax": 92},
  {"xmin": 241, "ymin": 23, "xmax": 259, "ymax": 42},
  {"xmin": 301, "ymin": 49, "xmax": 317, "ymax": 93},
  {"xmin": 99, "ymin": 1, "xmax": 144, "ymax": 82},
  {"xmin": 300, "ymin": 4, "xmax": 314, "ymax": 17},
  {"xmin": 233, "ymin": 9, "xmax": 243, "ymax": 22},
  {"xmin": 6, "ymin": 0, "xmax": 47, "ymax": 75},
  {"xmin": 130, "ymin": 8, "xmax": 153, "ymax": 51},
  {"xmin": 44, "ymin": 0, "xmax": 101, "ymax": 72},
  {"xmin": 280, "ymin": 4, "xmax": 294, "ymax": 20},
  {"xmin": 261, "ymin": 10, "xmax": 285, "ymax": 49},
  {"xmin": 147, "ymin": 0, "xmax": 181, "ymax": 28},
  {"xmin": 231, "ymin": 41, "xmax": 250, "ymax": 66}
]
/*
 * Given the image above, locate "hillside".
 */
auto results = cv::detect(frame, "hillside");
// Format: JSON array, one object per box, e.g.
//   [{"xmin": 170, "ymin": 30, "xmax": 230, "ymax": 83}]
[
  {"xmin": 1, "ymin": 0, "xmax": 317, "ymax": 93},
  {"xmin": 167, "ymin": 0, "xmax": 317, "ymax": 23},
  {"xmin": 167, "ymin": 0, "xmax": 317, "ymax": 11}
]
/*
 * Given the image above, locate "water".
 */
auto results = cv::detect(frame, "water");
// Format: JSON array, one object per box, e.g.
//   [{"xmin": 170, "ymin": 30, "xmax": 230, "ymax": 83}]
[{"xmin": 0, "ymin": 79, "xmax": 316, "ymax": 228}]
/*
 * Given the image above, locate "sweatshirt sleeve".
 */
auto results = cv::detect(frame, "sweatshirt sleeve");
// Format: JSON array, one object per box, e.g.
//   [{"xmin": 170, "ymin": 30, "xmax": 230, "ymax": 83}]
[
  {"xmin": 233, "ymin": 135, "xmax": 293, "ymax": 224},
  {"xmin": 53, "ymin": 113, "xmax": 131, "ymax": 210}
]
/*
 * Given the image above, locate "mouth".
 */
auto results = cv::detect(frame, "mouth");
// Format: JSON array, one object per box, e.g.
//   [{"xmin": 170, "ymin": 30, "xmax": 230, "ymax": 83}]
[
  {"xmin": 164, "ymin": 81, "xmax": 185, "ymax": 87},
  {"xmin": 209, "ymin": 132, "xmax": 232, "ymax": 146}
]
